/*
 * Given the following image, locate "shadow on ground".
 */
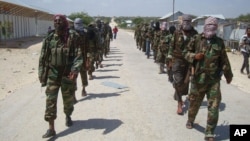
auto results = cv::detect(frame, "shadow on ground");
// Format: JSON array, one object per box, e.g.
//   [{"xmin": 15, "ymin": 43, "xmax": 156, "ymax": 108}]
[
  {"xmin": 94, "ymin": 75, "xmax": 120, "ymax": 79},
  {"xmin": 78, "ymin": 90, "xmax": 129, "ymax": 102},
  {"xmin": 95, "ymin": 69, "xmax": 119, "ymax": 72},
  {"xmin": 193, "ymin": 121, "xmax": 229, "ymax": 141},
  {"xmin": 104, "ymin": 64, "xmax": 123, "ymax": 67},
  {"xmin": 47, "ymin": 118, "xmax": 123, "ymax": 141}
]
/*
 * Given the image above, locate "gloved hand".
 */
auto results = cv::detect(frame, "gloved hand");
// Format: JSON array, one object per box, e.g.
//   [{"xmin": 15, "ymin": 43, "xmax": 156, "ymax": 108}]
[
  {"xmin": 226, "ymin": 77, "xmax": 232, "ymax": 84},
  {"xmin": 194, "ymin": 53, "xmax": 204, "ymax": 60}
]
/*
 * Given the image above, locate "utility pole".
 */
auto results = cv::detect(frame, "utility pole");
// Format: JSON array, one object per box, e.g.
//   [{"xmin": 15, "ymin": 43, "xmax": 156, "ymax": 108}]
[{"xmin": 173, "ymin": 0, "xmax": 175, "ymax": 25}]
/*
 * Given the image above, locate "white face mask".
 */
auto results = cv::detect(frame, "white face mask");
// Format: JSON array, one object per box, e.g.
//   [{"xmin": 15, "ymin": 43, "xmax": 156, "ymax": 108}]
[{"xmin": 204, "ymin": 24, "xmax": 217, "ymax": 39}]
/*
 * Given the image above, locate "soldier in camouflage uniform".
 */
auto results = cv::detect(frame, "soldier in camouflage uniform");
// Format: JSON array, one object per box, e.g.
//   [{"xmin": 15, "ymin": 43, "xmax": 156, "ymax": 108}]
[
  {"xmin": 165, "ymin": 26, "xmax": 176, "ymax": 82},
  {"xmin": 184, "ymin": 17, "xmax": 233, "ymax": 141},
  {"xmin": 152, "ymin": 21, "xmax": 161, "ymax": 62},
  {"xmin": 145, "ymin": 21, "xmax": 155, "ymax": 58},
  {"xmin": 95, "ymin": 19, "xmax": 104, "ymax": 70},
  {"xmin": 156, "ymin": 26, "xmax": 169, "ymax": 74},
  {"xmin": 134, "ymin": 24, "xmax": 141, "ymax": 48},
  {"xmin": 86, "ymin": 22, "xmax": 99, "ymax": 80},
  {"xmin": 167, "ymin": 14, "xmax": 198, "ymax": 115},
  {"xmin": 138, "ymin": 23, "xmax": 144, "ymax": 51},
  {"xmin": 73, "ymin": 18, "xmax": 88, "ymax": 100},
  {"xmin": 103, "ymin": 21, "xmax": 113, "ymax": 57},
  {"xmin": 140, "ymin": 22, "xmax": 149, "ymax": 52},
  {"xmin": 38, "ymin": 14, "xmax": 83, "ymax": 138}
]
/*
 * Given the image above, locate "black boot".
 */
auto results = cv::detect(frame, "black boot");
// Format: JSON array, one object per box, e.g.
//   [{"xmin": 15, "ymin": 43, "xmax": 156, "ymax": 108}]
[
  {"xmin": 65, "ymin": 115, "xmax": 73, "ymax": 127},
  {"xmin": 82, "ymin": 87, "xmax": 87, "ymax": 97},
  {"xmin": 42, "ymin": 129, "xmax": 56, "ymax": 138}
]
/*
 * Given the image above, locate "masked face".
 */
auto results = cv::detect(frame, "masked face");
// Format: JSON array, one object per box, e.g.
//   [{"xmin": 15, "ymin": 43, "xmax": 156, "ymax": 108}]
[
  {"xmin": 204, "ymin": 24, "xmax": 217, "ymax": 39},
  {"xmin": 203, "ymin": 17, "xmax": 218, "ymax": 39},
  {"xmin": 74, "ymin": 18, "xmax": 84, "ymax": 31},
  {"xmin": 182, "ymin": 20, "xmax": 192, "ymax": 31},
  {"xmin": 54, "ymin": 16, "xmax": 66, "ymax": 31}
]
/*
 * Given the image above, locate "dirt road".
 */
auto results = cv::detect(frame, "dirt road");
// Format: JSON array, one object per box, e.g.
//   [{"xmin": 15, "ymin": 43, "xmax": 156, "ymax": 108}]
[{"xmin": 0, "ymin": 27, "xmax": 250, "ymax": 141}]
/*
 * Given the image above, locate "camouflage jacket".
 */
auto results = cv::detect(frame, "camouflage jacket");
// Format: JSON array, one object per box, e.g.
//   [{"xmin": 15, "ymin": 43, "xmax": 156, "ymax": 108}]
[
  {"xmin": 146, "ymin": 27, "xmax": 155, "ymax": 42},
  {"xmin": 38, "ymin": 30, "xmax": 83, "ymax": 84},
  {"xmin": 158, "ymin": 30, "xmax": 170, "ymax": 52},
  {"xmin": 152, "ymin": 29, "xmax": 161, "ymax": 49},
  {"xmin": 74, "ymin": 29, "xmax": 89, "ymax": 61},
  {"xmin": 86, "ymin": 26, "xmax": 99, "ymax": 56},
  {"xmin": 167, "ymin": 28, "xmax": 197, "ymax": 59},
  {"xmin": 184, "ymin": 33, "xmax": 233, "ymax": 82},
  {"xmin": 134, "ymin": 25, "xmax": 141, "ymax": 39}
]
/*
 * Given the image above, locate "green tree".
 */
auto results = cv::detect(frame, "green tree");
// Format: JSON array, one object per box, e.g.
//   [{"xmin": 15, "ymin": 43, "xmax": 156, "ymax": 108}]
[
  {"xmin": 236, "ymin": 13, "xmax": 250, "ymax": 22},
  {"xmin": 68, "ymin": 12, "xmax": 94, "ymax": 26},
  {"xmin": 132, "ymin": 17, "xmax": 144, "ymax": 25}
]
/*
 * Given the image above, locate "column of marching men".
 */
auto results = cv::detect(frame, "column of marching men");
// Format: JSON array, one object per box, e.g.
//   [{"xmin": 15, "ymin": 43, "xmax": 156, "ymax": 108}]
[
  {"xmin": 134, "ymin": 20, "xmax": 175, "ymax": 81},
  {"xmin": 39, "ymin": 14, "xmax": 233, "ymax": 141},
  {"xmin": 74, "ymin": 18, "xmax": 113, "ymax": 103},
  {"xmin": 73, "ymin": 18, "xmax": 113, "ymax": 103},
  {"xmin": 133, "ymin": 15, "xmax": 233, "ymax": 141}
]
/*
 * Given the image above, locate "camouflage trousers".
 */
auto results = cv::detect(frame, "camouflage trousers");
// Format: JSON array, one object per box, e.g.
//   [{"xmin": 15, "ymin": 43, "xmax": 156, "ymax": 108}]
[
  {"xmin": 96, "ymin": 50, "xmax": 103, "ymax": 63},
  {"xmin": 156, "ymin": 49, "xmax": 168, "ymax": 63},
  {"xmin": 104, "ymin": 39, "xmax": 110, "ymax": 56},
  {"xmin": 172, "ymin": 59, "xmax": 189, "ymax": 101},
  {"xmin": 87, "ymin": 54, "xmax": 96, "ymax": 75},
  {"xmin": 79, "ymin": 65, "xmax": 88, "ymax": 87},
  {"xmin": 44, "ymin": 74, "xmax": 75, "ymax": 121},
  {"xmin": 152, "ymin": 48, "xmax": 158, "ymax": 61},
  {"xmin": 188, "ymin": 81, "xmax": 221, "ymax": 138}
]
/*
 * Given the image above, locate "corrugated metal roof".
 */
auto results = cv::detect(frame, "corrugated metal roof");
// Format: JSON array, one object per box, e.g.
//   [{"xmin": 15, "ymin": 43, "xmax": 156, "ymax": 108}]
[
  {"xmin": 0, "ymin": 0, "xmax": 54, "ymax": 20},
  {"xmin": 192, "ymin": 14, "xmax": 225, "ymax": 22},
  {"xmin": 0, "ymin": 0, "xmax": 54, "ymax": 15},
  {"xmin": 28, "ymin": 4, "xmax": 55, "ymax": 15},
  {"xmin": 159, "ymin": 11, "xmax": 182, "ymax": 20},
  {"xmin": 0, "ymin": 0, "xmax": 33, "ymax": 9}
]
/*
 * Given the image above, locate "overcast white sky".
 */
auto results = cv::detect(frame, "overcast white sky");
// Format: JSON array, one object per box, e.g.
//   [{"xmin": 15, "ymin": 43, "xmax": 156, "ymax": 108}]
[{"xmin": 20, "ymin": 0, "xmax": 250, "ymax": 18}]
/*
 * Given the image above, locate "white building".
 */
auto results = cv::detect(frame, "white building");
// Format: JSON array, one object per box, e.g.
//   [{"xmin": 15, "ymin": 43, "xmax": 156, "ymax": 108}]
[
  {"xmin": 159, "ymin": 11, "xmax": 184, "ymax": 28},
  {"xmin": 125, "ymin": 20, "xmax": 132, "ymax": 27},
  {"xmin": 0, "ymin": 0, "xmax": 54, "ymax": 40}
]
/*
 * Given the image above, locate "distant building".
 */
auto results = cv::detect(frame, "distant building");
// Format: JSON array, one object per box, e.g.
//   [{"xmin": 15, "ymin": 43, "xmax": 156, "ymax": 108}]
[
  {"xmin": 125, "ymin": 20, "xmax": 133, "ymax": 27},
  {"xmin": 159, "ymin": 11, "xmax": 184, "ymax": 28},
  {"xmin": 227, "ymin": 22, "xmax": 250, "ymax": 50},
  {"xmin": 0, "ymin": 0, "xmax": 54, "ymax": 40}
]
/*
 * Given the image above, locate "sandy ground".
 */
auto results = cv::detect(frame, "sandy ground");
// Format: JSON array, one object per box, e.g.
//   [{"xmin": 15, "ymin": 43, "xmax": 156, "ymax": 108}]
[
  {"xmin": 0, "ymin": 35, "xmax": 249, "ymax": 101},
  {"xmin": 0, "ymin": 37, "xmax": 43, "ymax": 100}
]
